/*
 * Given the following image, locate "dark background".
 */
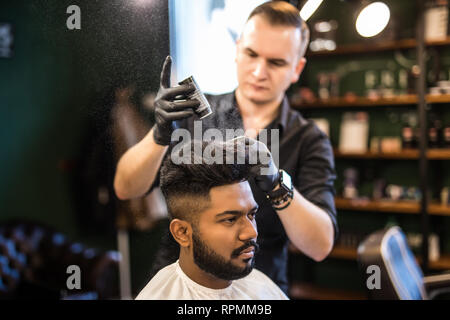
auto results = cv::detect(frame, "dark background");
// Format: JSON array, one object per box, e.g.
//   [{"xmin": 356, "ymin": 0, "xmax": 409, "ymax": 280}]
[{"xmin": 0, "ymin": 0, "xmax": 170, "ymax": 295}]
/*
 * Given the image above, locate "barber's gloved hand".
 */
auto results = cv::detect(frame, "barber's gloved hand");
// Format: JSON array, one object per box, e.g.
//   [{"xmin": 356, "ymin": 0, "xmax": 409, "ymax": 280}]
[
  {"xmin": 233, "ymin": 136, "xmax": 280, "ymax": 193},
  {"xmin": 153, "ymin": 56, "xmax": 200, "ymax": 146}
]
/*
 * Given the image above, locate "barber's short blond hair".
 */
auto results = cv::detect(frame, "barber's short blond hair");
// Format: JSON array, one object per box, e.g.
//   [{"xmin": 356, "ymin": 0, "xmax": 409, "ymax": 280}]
[{"xmin": 247, "ymin": 1, "xmax": 310, "ymax": 58}]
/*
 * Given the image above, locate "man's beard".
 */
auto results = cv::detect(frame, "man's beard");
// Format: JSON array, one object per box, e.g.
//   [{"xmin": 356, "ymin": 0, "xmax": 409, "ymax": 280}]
[{"xmin": 192, "ymin": 231, "xmax": 259, "ymax": 281}]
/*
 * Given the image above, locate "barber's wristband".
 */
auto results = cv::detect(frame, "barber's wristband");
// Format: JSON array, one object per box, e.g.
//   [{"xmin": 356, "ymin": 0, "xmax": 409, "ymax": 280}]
[
  {"xmin": 266, "ymin": 169, "xmax": 294, "ymax": 211},
  {"xmin": 270, "ymin": 191, "xmax": 294, "ymax": 211}
]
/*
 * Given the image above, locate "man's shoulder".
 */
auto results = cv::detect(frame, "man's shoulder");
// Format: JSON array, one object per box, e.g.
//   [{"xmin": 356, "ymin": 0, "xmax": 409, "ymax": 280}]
[
  {"xmin": 135, "ymin": 262, "xmax": 179, "ymax": 300},
  {"xmin": 245, "ymin": 268, "xmax": 278, "ymax": 283},
  {"xmin": 233, "ymin": 269, "xmax": 289, "ymax": 300}
]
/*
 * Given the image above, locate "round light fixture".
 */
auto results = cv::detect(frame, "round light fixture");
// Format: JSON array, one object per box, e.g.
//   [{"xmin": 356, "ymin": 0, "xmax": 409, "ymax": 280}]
[{"xmin": 356, "ymin": 2, "xmax": 391, "ymax": 38}]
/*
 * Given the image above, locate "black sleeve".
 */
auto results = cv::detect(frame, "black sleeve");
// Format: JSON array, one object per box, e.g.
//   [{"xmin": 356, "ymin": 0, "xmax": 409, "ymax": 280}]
[{"xmin": 296, "ymin": 123, "xmax": 339, "ymax": 242}]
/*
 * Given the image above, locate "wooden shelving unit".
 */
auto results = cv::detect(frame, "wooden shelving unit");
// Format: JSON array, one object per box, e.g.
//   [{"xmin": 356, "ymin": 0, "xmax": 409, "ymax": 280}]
[
  {"xmin": 289, "ymin": 281, "xmax": 366, "ymax": 300},
  {"xmin": 334, "ymin": 149, "xmax": 450, "ymax": 160},
  {"xmin": 288, "ymin": 4, "xmax": 450, "ymax": 297},
  {"xmin": 334, "ymin": 197, "xmax": 450, "ymax": 216},
  {"xmin": 429, "ymin": 255, "xmax": 450, "ymax": 270},
  {"xmin": 306, "ymin": 36, "xmax": 450, "ymax": 57},
  {"xmin": 291, "ymin": 94, "xmax": 450, "ymax": 109}
]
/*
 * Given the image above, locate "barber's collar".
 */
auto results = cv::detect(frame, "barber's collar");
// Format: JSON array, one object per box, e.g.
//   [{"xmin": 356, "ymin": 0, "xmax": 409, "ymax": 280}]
[
  {"xmin": 230, "ymin": 91, "xmax": 289, "ymax": 136},
  {"xmin": 276, "ymin": 95, "xmax": 290, "ymax": 135}
]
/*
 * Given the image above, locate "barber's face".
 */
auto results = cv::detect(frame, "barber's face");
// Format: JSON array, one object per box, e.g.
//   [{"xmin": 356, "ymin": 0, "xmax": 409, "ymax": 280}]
[
  {"xmin": 192, "ymin": 181, "xmax": 259, "ymax": 280},
  {"xmin": 236, "ymin": 15, "xmax": 306, "ymax": 105}
]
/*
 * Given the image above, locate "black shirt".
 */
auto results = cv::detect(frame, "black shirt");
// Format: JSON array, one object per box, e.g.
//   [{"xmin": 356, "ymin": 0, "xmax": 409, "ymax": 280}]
[{"xmin": 153, "ymin": 91, "xmax": 338, "ymax": 294}]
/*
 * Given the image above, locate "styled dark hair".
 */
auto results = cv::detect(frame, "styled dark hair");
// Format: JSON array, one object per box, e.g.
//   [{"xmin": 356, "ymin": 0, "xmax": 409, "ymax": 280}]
[
  {"xmin": 247, "ymin": 1, "xmax": 310, "ymax": 58},
  {"xmin": 160, "ymin": 140, "xmax": 255, "ymax": 224}
]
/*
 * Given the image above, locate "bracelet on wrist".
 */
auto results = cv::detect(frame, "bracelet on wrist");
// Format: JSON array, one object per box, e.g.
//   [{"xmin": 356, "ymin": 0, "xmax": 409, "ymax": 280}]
[
  {"xmin": 273, "ymin": 197, "xmax": 293, "ymax": 211},
  {"xmin": 266, "ymin": 190, "xmax": 293, "ymax": 210}
]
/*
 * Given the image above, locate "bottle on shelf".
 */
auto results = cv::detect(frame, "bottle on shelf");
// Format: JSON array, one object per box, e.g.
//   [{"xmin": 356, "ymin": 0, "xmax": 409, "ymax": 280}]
[
  {"xmin": 317, "ymin": 73, "xmax": 330, "ymax": 100},
  {"xmin": 401, "ymin": 112, "xmax": 418, "ymax": 149},
  {"xmin": 442, "ymin": 124, "xmax": 450, "ymax": 148},
  {"xmin": 402, "ymin": 124, "xmax": 415, "ymax": 149},
  {"xmin": 428, "ymin": 113, "xmax": 442, "ymax": 148},
  {"xmin": 342, "ymin": 167, "xmax": 359, "ymax": 199},
  {"xmin": 428, "ymin": 122, "xmax": 440, "ymax": 148}
]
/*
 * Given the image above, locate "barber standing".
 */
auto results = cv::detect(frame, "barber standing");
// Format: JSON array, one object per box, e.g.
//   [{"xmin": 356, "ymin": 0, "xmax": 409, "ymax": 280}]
[{"xmin": 114, "ymin": 1, "xmax": 337, "ymax": 294}]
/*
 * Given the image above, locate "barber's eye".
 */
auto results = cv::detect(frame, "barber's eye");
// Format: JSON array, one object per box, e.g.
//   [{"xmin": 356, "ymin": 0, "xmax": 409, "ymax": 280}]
[{"xmin": 270, "ymin": 61, "xmax": 284, "ymax": 67}]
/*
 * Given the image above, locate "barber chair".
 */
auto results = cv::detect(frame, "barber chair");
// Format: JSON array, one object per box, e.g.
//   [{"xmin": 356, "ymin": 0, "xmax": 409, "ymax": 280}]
[
  {"xmin": 0, "ymin": 221, "xmax": 120, "ymax": 299},
  {"xmin": 357, "ymin": 226, "xmax": 450, "ymax": 300}
]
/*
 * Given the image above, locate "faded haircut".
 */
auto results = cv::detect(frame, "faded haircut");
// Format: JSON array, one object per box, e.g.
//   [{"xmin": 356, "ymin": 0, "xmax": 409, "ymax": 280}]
[
  {"xmin": 247, "ymin": 1, "xmax": 310, "ymax": 58},
  {"xmin": 160, "ymin": 139, "xmax": 255, "ymax": 225}
]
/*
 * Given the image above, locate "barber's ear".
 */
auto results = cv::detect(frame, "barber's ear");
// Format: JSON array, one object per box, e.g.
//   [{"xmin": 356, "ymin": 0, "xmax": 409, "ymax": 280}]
[
  {"xmin": 169, "ymin": 219, "xmax": 192, "ymax": 248},
  {"xmin": 291, "ymin": 57, "xmax": 306, "ymax": 83},
  {"xmin": 235, "ymin": 38, "xmax": 241, "ymax": 63}
]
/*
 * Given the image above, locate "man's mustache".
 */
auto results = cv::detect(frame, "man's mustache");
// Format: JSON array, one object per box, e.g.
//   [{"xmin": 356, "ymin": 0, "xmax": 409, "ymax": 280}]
[{"xmin": 231, "ymin": 240, "xmax": 260, "ymax": 258}]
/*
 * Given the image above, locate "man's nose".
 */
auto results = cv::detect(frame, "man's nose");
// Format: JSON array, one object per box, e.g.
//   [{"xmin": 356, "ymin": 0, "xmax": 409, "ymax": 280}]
[
  {"xmin": 239, "ymin": 218, "xmax": 258, "ymax": 241},
  {"xmin": 252, "ymin": 60, "xmax": 268, "ymax": 80}
]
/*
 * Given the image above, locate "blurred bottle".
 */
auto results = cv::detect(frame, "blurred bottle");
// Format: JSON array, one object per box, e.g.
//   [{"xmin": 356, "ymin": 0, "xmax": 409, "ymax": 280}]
[
  {"xmin": 402, "ymin": 123, "xmax": 415, "ymax": 149},
  {"xmin": 428, "ymin": 113, "xmax": 442, "ymax": 148},
  {"xmin": 402, "ymin": 113, "xmax": 418, "ymax": 149},
  {"xmin": 343, "ymin": 167, "xmax": 359, "ymax": 199},
  {"xmin": 329, "ymin": 73, "xmax": 340, "ymax": 98},
  {"xmin": 317, "ymin": 73, "xmax": 330, "ymax": 100},
  {"xmin": 443, "ymin": 124, "xmax": 450, "ymax": 148}
]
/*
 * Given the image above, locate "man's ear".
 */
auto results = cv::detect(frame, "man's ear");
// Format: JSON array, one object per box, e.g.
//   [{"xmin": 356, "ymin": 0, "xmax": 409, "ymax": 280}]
[
  {"xmin": 291, "ymin": 57, "xmax": 306, "ymax": 83},
  {"xmin": 169, "ymin": 219, "xmax": 192, "ymax": 248}
]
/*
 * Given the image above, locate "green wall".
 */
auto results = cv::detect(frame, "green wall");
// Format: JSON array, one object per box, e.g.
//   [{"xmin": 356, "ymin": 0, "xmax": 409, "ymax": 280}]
[{"xmin": 0, "ymin": 0, "xmax": 170, "ymax": 295}]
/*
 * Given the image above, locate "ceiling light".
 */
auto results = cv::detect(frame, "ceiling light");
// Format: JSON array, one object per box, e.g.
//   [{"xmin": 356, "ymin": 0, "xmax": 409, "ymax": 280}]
[
  {"xmin": 300, "ymin": 0, "xmax": 324, "ymax": 21},
  {"xmin": 356, "ymin": 2, "xmax": 391, "ymax": 37}
]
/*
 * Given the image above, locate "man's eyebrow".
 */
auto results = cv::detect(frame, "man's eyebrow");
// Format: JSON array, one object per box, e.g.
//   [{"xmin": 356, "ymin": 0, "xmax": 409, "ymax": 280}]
[
  {"xmin": 245, "ymin": 47, "xmax": 287, "ymax": 64},
  {"xmin": 215, "ymin": 206, "xmax": 259, "ymax": 218}
]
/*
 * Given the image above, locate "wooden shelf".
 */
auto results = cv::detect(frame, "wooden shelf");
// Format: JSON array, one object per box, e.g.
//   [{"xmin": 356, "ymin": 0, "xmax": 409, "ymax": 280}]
[
  {"xmin": 289, "ymin": 281, "xmax": 366, "ymax": 300},
  {"xmin": 335, "ymin": 149, "xmax": 418, "ymax": 160},
  {"xmin": 428, "ymin": 149, "xmax": 450, "ymax": 159},
  {"xmin": 289, "ymin": 244, "xmax": 450, "ymax": 270},
  {"xmin": 428, "ymin": 94, "xmax": 450, "ymax": 104},
  {"xmin": 334, "ymin": 197, "xmax": 450, "ymax": 216},
  {"xmin": 334, "ymin": 149, "xmax": 450, "ymax": 160},
  {"xmin": 289, "ymin": 243, "xmax": 357, "ymax": 260},
  {"xmin": 306, "ymin": 37, "xmax": 450, "ymax": 57},
  {"xmin": 328, "ymin": 246, "xmax": 358, "ymax": 260},
  {"xmin": 291, "ymin": 94, "xmax": 450, "ymax": 109},
  {"xmin": 429, "ymin": 255, "xmax": 450, "ymax": 270}
]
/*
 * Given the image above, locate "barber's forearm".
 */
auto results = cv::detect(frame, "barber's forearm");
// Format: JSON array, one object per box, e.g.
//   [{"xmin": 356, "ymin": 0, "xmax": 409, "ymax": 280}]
[
  {"xmin": 114, "ymin": 128, "xmax": 168, "ymax": 200},
  {"xmin": 277, "ymin": 188, "xmax": 334, "ymax": 262}
]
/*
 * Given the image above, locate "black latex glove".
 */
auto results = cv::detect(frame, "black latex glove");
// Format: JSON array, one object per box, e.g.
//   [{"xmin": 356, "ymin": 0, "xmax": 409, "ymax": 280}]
[
  {"xmin": 233, "ymin": 136, "xmax": 280, "ymax": 193},
  {"xmin": 153, "ymin": 56, "xmax": 200, "ymax": 145}
]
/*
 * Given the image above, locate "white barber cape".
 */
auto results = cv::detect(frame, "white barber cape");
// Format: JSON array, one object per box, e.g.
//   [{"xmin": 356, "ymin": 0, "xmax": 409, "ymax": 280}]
[{"xmin": 135, "ymin": 260, "xmax": 289, "ymax": 300}]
